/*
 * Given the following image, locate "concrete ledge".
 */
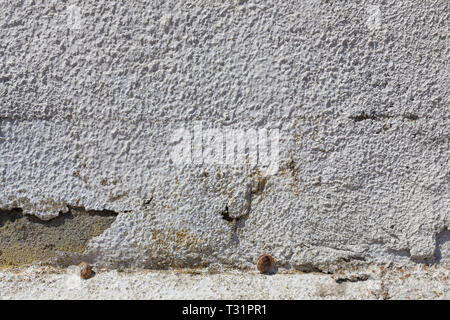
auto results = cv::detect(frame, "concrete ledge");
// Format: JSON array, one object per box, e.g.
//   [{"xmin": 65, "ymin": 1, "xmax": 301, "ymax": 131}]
[{"xmin": 0, "ymin": 265, "xmax": 448, "ymax": 300}]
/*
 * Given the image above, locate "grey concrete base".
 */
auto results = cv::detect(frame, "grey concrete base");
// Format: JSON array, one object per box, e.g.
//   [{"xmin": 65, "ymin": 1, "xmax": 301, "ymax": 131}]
[{"xmin": 0, "ymin": 265, "xmax": 448, "ymax": 300}]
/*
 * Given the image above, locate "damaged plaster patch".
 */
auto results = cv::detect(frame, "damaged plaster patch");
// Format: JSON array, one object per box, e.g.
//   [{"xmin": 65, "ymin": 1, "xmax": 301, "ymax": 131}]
[{"xmin": 0, "ymin": 207, "xmax": 117, "ymax": 268}]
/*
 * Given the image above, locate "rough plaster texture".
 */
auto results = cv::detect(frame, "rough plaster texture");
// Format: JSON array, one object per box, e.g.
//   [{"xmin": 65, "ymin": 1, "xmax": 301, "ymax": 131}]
[{"xmin": 0, "ymin": 0, "xmax": 449, "ymax": 270}]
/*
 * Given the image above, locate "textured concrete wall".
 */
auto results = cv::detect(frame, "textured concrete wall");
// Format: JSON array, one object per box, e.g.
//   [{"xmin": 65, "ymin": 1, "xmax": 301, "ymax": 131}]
[{"xmin": 0, "ymin": 0, "xmax": 449, "ymax": 270}]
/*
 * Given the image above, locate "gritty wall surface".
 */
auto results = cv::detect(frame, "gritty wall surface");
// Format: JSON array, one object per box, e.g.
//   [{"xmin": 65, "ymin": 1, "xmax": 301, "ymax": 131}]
[{"xmin": 0, "ymin": 0, "xmax": 449, "ymax": 270}]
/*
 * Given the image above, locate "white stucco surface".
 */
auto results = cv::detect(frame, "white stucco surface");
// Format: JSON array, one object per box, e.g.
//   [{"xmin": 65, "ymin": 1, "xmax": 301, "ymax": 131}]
[{"xmin": 0, "ymin": 0, "xmax": 449, "ymax": 270}]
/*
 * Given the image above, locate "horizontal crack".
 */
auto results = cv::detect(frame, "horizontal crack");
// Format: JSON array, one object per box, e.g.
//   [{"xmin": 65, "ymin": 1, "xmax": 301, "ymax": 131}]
[
  {"xmin": 335, "ymin": 274, "xmax": 370, "ymax": 284},
  {"xmin": 349, "ymin": 112, "xmax": 392, "ymax": 122}
]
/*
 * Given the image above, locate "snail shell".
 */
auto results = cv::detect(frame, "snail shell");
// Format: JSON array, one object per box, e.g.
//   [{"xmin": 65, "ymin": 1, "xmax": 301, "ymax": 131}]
[{"xmin": 256, "ymin": 254, "xmax": 274, "ymax": 273}]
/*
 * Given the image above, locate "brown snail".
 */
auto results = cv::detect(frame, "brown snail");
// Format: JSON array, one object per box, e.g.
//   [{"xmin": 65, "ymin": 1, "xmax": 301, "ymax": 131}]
[
  {"xmin": 256, "ymin": 254, "xmax": 274, "ymax": 273},
  {"xmin": 79, "ymin": 262, "xmax": 93, "ymax": 280}
]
